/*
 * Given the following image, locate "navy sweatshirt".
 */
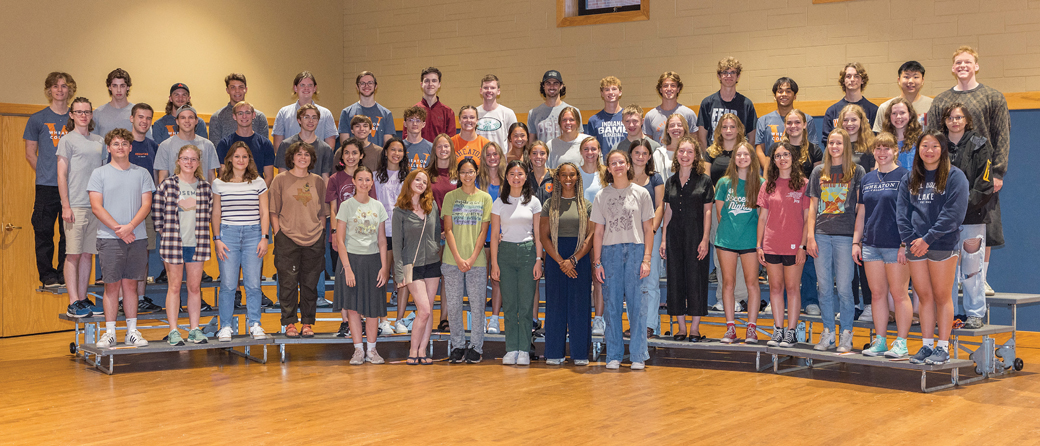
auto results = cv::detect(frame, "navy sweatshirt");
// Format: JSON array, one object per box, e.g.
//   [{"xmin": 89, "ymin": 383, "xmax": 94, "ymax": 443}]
[{"xmin": 896, "ymin": 166, "xmax": 969, "ymax": 251}]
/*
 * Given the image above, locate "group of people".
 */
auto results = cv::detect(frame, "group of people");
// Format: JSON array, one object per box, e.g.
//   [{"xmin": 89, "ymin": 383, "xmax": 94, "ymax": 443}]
[{"xmin": 24, "ymin": 44, "xmax": 1009, "ymax": 368}]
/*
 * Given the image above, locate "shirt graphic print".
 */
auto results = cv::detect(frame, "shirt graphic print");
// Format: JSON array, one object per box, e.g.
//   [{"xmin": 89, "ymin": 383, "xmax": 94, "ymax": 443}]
[{"xmin": 819, "ymin": 180, "xmax": 850, "ymax": 214}]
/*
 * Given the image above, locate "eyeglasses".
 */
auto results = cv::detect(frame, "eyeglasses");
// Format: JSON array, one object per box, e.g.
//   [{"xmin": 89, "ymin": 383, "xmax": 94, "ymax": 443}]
[
  {"xmin": 178, "ymin": 157, "xmax": 199, "ymax": 162},
  {"xmin": 71, "ymin": 110, "xmax": 92, "ymax": 116},
  {"xmin": 459, "ymin": 170, "xmax": 477, "ymax": 176},
  {"xmin": 300, "ymin": 115, "xmax": 319, "ymax": 121},
  {"xmin": 946, "ymin": 116, "xmax": 966, "ymax": 122},
  {"xmin": 774, "ymin": 153, "xmax": 792, "ymax": 159},
  {"xmin": 358, "ymin": 81, "xmax": 375, "ymax": 87},
  {"xmin": 234, "ymin": 111, "xmax": 253, "ymax": 116}
]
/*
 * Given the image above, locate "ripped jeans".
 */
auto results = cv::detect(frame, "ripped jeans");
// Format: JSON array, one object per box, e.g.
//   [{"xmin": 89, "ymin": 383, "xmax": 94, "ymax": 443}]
[{"xmin": 953, "ymin": 224, "xmax": 987, "ymax": 318}]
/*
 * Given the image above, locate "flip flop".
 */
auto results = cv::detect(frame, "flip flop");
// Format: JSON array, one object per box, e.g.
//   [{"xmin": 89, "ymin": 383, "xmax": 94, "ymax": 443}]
[
  {"xmin": 406, "ymin": 356, "xmax": 419, "ymax": 365},
  {"xmin": 419, "ymin": 356, "xmax": 433, "ymax": 365}
]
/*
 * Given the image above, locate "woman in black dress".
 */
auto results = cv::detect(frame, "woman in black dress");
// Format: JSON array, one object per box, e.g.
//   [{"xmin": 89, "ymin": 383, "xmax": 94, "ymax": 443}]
[{"xmin": 660, "ymin": 136, "xmax": 714, "ymax": 341}]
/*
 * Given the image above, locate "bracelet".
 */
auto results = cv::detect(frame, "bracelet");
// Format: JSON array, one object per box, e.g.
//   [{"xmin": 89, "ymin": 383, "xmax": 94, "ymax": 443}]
[
  {"xmin": 641, "ymin": 260, "xmax": 651, "ymax": 265},
  {"xmin": 593, "ymin": 262, "xmax": 602, "ymax": 268}
]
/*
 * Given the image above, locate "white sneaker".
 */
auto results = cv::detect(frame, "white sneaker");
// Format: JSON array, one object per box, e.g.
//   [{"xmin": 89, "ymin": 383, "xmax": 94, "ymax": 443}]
[
  {"xmin": 545, "ymin": 358, "xmax": 564, "ymax": 365},
  {"xmin": 249, "ymin": 323, "xmax": 267, "ymax": 340},
  {"xmin": 394, "ymin": 320, "xmax": 409, "ymax": 334},
  {"xmin": 814, "ymin": 328, "xmax": 835, "ymax": 351},
  {"xmin": 502, "ymin": 351, "xmax": 519, "ymax": 365},
  {"xmin": 349, "ymin": 348, "xmax": 365, "ymax": 365},
  {"xmin": 605, "ymin": 360, "xmax": 621, "ymax": 370},
  {"xmin": 96, "ymin": 332, "xmax": 117, "ymax": 349},
  {"xmin": 591, "ymin": 316, "xmax": 606, "ymax": 336},
  {"xmin": 486, "ymin": 316, "xmax": 500, "ymax": 334},
  {"xmin": 711, "ymin": 300, "xmax": 725, "ymax": 312},
  {"xmin": 366, "ymin": 349, "xmax": 385, "ymax": 364},
  {"xmin": 836, "ymin": 329, "xmax": 854, "ymax": 353},
  {"xmin": 517, "ymin": 351, "xmax": 531, "ymax": 365},
  {"xmin": 631, "ymin": 361, "xmax": 645, "ymax": 370},
  {"xmin": 764, "ymin": 302, "xmax": 772, "ymax": 314},
  {"xmin": 985, "ymin": 281, "xmax": 996, "ymax": 296},
  {"xmin": 378, "ymin": 320, "xmax": 395, "ymax": 336},
  {"xmin": 806, "ymin": 304, "xmax": 821, "ymax": 316},
  {"xmin": 217, "ymin": 326, "xmax": 234, "ymax": 342},
  {"xmin": 124, "ymin": 329, "xmax": 148, "ymax": 347},
  {"xmin": 574, "ymin": 359, "xmax": 590, "ymax": 366},
  {"xmin": 858, "ymin": 305, "xmax": 873, "ymax": 322}
]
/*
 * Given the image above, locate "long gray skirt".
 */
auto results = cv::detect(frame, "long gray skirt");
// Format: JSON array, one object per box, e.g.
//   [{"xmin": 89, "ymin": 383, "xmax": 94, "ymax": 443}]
[{"xmin": 333, "ymin": 253, "xmax": 387, "ymax": 318}]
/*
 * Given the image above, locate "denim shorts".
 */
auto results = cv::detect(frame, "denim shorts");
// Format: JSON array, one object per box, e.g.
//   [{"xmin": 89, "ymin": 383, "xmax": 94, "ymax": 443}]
[
  {"xmin": 906, "ymin": 247, "xmax": 959, "ymax": 262},
  {"xmin": 861, "ymin": 245, "xmax": 900, "ymax": 264}
]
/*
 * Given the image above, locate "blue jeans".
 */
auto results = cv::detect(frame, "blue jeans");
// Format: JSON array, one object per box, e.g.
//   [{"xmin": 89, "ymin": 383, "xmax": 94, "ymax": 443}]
[
  {"xmin": 602, "ymin": 243, "xmax": 648, "ymax": 363},
  {"xmin": 813, "ymin": 234, "xmax": 854, "ymax": 332},
  {"xmin": 218, "ymin": 224, "xmax": 264, "ymax": 328},
  {"xmin": 801, "ymin": 256, "xmax": 819, "ymax": 308},
  {"xmin": 642, "ymin": 229, "xmax": 663, "ymax": 335},
  {"xmin": 953, "ymin": 224, "xmax": 986, "ymax": 317}
]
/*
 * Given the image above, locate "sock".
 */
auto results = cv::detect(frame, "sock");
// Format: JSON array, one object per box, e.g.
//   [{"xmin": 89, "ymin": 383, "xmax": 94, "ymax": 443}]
[
  {"xmin": 127, "ymin": 318, "xmax": 137, "ymax": 332},
  {"xmin": 923, "ymin": 338, "xmax": 934, "ymax": 348},
  {"xmin": 937, "ymin": 340, "xmax": 949, "ymax": 349},
  {"xmin": 354, "ymin": 343, "xmax": 363, "ymax": 351},
  {"xmin": 726, "ymin": 321, "xmax": 735, "ymax": 326},
  {"xmin": 106, "ymin": 322, "xmax": 116, "ymax": 335},
  {"xmin": 138, "ymin": 295, "xmax": 146, "ymax": 302},
  {"xmin": 367, "ymin": 341, "xmax": 378, "ymax": 352}
]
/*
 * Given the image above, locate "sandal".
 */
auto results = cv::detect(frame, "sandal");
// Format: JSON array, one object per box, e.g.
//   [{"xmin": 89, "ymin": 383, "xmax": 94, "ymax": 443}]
[
  {"xmin": 284, "ymin": 324, "xmax": 299, "ymax": 337},
  {"xmin": 689, "ymin": 333, "xmax": 706, "ymax": 343},
  {"xmin": 437, "ymin": 320, "xmax": 450, "ymax": 332},
  {"xmin": 406, "ymin": 357, "xmax": 419, "ymax": 365},
  {"xmin": 301, "ymin": 324, "xmax": 315, "ymax": 338},
  {"xmin": 419, "ymin": 356, "xmax": 433, "ymax": 365}
]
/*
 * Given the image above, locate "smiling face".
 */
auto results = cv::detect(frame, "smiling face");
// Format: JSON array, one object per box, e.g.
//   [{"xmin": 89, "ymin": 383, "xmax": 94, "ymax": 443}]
[
  {"xmin": 410, "ymin": 172, "xmax": 429, "ymax": 195},
  {"xmin": 483, "ymin": 144, "xmax": 501, "ymax": 168},
  {"xmin": 435, "ymin": 138, "xmax": 452, "ymax": 160},
  {"xmin": 842, "ymin": 112, "xmax": 861, "ymax": 135},
  {"xmin": 293, "ymin": 149, "xmax": 312, "ymax": 170},
  {"xmin": 623, "ymin": 113, "xmax": 642, "ymax": 134},
  {"xmin": 387, "ymin": 142, "xmax": 405, "ymax": 165},
  {"xmin": 357, "ymin": 74, "xmax": 376, "ymax": 98},
  {"xmin": 108, "ymin": 136, "xmax": 131, "ymax": 160},
  {"xmin": 300, "ymin": 109, "xmax": 320, "ymax": 133},
  {"xmin": 132, "ymin": 108, "xmax": 152, "ymax": 135},
  {"xmin": 341, "ymin": 143, "xmax": 361, "ymax": 168},
  {"xmin": 898, "ymin": 70, "xmax": 923, "ymax": 96},
  {"xmin": 459, "ymin": 109, "xmax": 478, "ymax": 132},
  {"xmin": 784, "ymin": 112, "xmax": 804, "ymax": 139},
  {"xmin": 176, "ymin": 110, "xmax": 198, "ymax": 133},
  {"xmin": 49, "ymin": 78, "xmax": 70, "ymax": 103},
  {"xmin": 480, "ymin": 80, "xmax": 499, "ymax": 102},
  {"xmin": 509, "ymin": 126, "xmax": 528, "ymax": 150},
  {"xmin": 945, "ymin": 107, "xmax": 967, "ymax": 134},
  {"xmin": 659, "ymin": 79, "xmax": 678, "ymax": 101},
  {"xmin": 734, "ymin": 145, "xmax": 752, "ymax": 169},
  {"xmin": 607, "ymin": 152, "xmax": 628, "ymax": 179},
  {"xmin": 558, "ymin": 164, "xmax": 578, "ymax": 194},
  {"xmin": 560, "ymin": 111, "xmax": 578, "ymax": 135},
  {"xmin": 889, "ymin": 102, "xmax": 910, "ymax": 130},
  {"xmin": 676, "ymin": 142, "xmax": 697, "ymax": 167},
  {"xmin": 171, "ymin": 88, "xmax": 190, "ymax": 108},
  {"xmin": 354, "ymin": 170, "xmax": 374, "ymax": 194},
  {"xmin": 227, "ymin": 80, "xmax": 247, "ymax": 103},
  {"xmin": 458, "ymin": 163, "xmax": 477, "ymax": 186},
  {"xmin": 350, "ymin": 122, "xmax": 370, "ymax": 140},
  {"xmin": 827, "ymin": 133, "xmax": 845, "ymax": 159},
  {"xmin": 666, "ymin": 116, "xmax": 685, "ymax": 140},
  {"xmin": 918, "ymin": 135, "xmax": 943, "ymax": 168},
  {"xmin": 421, "ymin": 73, "xmax": 440, "ymax": 97},
  {"xmin": 542, "ymin": 79, "xmax": 562, "ymax": 99},
  {"xmin": 719, "ymin": 118, "xmax": 739, "ymax": 142},
  {"xmin": 232, "ymin": 146, "xmax": 251, "ymax": 171},
  {"xmin": 952, "ymin": 52, "xmax": 979, "ymax": 82},
  {"xmin": 873, "ymin": 143, "xmax": 897, "ymax": 167},
  {"xmin": 718, "ymin": 69, "xmax": 739, "ymax": 88},
  {"xmin": 600, "ymin": 84, "xmax": 621, "ymax": 104},
  {"xmin": 294, "ymin": 77, "xmax": 316, "ymax": 101},
  {"xmin": 774, "ymin": 83, "xmax": 795, "ymax": 107},
  {"xmin": 772, "ymin": 146, "xmax": 792, "ymax": 170},
  {"xmin": 529, "ymin": 144, "xmax": 547, "ymax": 168},
  {"xmin": 630, "ymin": 144, "xmax": 651, "ymax": 167},
  {"xmin": 178, "ymin": 148, "xmax": 200, "ymax": 175},
  {"xmin": 506, "ymin": 165, "xmax": 526, "ymax": 188},
  {"xmin": 233, "ymin": 105, "xmax": 254, "ymax": 128},
  {"xmin": 405, "ymin": 115, "xmax": 425, "ymax": 135},
  {"xmin": 581, "ymin": 141, "xmax": 601, "ymax": 164}
]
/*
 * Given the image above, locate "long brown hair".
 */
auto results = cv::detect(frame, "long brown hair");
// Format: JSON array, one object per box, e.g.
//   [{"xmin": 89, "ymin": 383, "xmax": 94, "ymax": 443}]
[
  {"xmin": 780, "ymin": 109, "xmax": 811, "ymax": 167},
  {"xmin": 765, "ymin": 142, "xmax": 806, "ymax": 194},
  {"xmin": 909, "ymin": 130, "xmax": 952, "ymax": 195},
  {"xmin": 821, "ymin": 129, "xmax": 855, "ymax": 183},
  {"xmin": 881, "ymin": 97, "xmax": 921, "ymax": 153},
  {"xmin": 395, "ymin": 170, "xmax": 434, "ymax": 214},
  {"xmin": 477, "ymin": 141, "xmax": 505, "ymax": 191},
  {"xmin": 839, "ymin": 104, "xmax": 874, "ymax": 154},
  {"xmin": 629, "ymin": 139, "xmax": 657, "ymax": 177},
  {"xmin": 706, "ymin": 113, "xmax": 747, "ymax": 158},
  {"xmin": 721, "ymin": 142, "xmax": 761, "ymax": 209},
  {"xmin": 219, "ymin": 141, "xmax": 260, "ymax": 182},
  {"xmin": 671, "ymin": 136, "xmax": 706, "ymax": 175},
  {"xmin": 660, "ymin": 113, "xmax": 689, "ymax": 147},
  {"xmin": 425, "ymin": 133, "xmax": 457, "ymax": 183}
]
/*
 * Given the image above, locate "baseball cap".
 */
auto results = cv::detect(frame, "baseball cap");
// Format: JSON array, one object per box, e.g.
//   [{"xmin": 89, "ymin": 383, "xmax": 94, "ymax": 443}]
[
  {"xmin": 541, "ymin": 70, "xmax": 563, "ymax": 84},
  {"xmin": 170, "ymin": 83, "xmax": 190, "ymax": 95}
]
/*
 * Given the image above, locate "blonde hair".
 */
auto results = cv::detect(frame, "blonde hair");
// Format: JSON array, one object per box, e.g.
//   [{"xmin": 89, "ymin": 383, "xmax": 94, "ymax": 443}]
[
  {"xmin": 174, "ymin": 145, "xmax": 206, "ymax": 181},
  {"xmin": 839, "ymin": 104, "xmax": 874, "ymax": 154},
  {"xmin": 953, "ymin": 45, "xmax": 979, "ymax": 63},
  {"xmin": 477, "ymin": 141, "xmax": 505, "ymax": 192},
  {"xmin": 706, "ymin": 113, "xmax": 747, "ymax": 158},
  {"xmin": 821, "ymin": 129, "xmax": 856, "ymax": 183},
  {"xmin": 722, "ymin": 142, "xmax": 761, "ymax": 210},
  {"xmin": 660, "ymin": 113, "xmax": 689, "ymax": 147}
]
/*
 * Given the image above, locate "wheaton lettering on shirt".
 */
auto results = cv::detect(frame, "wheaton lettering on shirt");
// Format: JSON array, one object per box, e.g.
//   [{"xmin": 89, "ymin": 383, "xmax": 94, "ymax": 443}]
[{"xmin": 23, "ymin": 107, "xmax": 70, "ymax": 186}]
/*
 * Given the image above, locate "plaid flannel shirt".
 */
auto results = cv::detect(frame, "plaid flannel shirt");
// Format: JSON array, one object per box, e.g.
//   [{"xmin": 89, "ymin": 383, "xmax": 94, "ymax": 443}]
[{"xmin": 152, "ymin": 176, "xmax": 213, "ymax": 264}]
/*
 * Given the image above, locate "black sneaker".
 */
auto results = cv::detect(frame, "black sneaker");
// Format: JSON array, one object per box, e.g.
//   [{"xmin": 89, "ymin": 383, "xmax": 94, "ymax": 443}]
[
  {"xmin": 261, "ymin": 293, "xmax": 274, "ymax": 308},
  {"xmin": 909, "ymin": 345, "xmax": 934, "ymax": 365},
  {"xmin": 925, "ymin": 345, "xmax": 950, "ymax": 365},
  {"xmin": 708, "ymin": 271, "xmax": 718, "ymax": 283},
  {"xmin": 200, "ymin": 300, "xmax": 213, "ymax": 312},
  {"xmin": 42, "ymin": 276, "xmax": 61, "ymax": 288},
  {"xmin": 234, "ymin": 290, "xmax": 245, "ymax": 309},
  {"xmin": 758, "ymin": 266, "xmax": 768, "ymax": 284},
  {"xmin": 137, "ymin": 296, "xmax": 162, "ymax": 313},
  {"xmin": 449, "ymin": 347, "xmax": 467, "ymax": 363},
  {"xmin": 465, "ymin": 347, "xmax": 482, "ymax": 363},
  {"xmin": 335, "ymin": 321, "xmax": 350, "ymax": 337},
  {"xmin": 155, "ymin": 269, "xmax": 168, "ymax": 283},
  {"xmin": 532, "ymin": 319, "xmax": 542, "ymax": 331},
  {"xmin": 201, "ymin": 271, "xmax": 214, "ymax": 283}
]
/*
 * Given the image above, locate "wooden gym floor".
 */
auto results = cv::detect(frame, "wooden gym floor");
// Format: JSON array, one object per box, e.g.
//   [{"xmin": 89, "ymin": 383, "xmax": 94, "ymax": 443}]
[{"xmin": 3, "ymin": 316, "xmax": 1040, "ymax": 445}]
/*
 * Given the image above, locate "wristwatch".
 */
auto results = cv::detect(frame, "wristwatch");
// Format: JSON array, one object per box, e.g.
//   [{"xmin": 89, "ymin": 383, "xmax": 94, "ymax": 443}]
[{"xmin": 213, "ymin": 235, "xmax": 222, "ymax": 241}]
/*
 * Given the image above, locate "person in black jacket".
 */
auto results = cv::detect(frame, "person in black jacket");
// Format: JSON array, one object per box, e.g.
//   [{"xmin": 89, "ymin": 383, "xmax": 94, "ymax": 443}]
[{"xmin": 939, "ymin": 103, "xmax": 994, "ymax": 329}]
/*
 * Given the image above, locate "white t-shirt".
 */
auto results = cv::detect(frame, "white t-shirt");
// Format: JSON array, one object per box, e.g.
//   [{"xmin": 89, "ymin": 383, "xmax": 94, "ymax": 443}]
[
  {"xmin": 590, "ymin": 183, "xmax": 654, "ymax": 246},
  {"xmin": 491, "ymin": 195, "xmax": 542, "ymax": 243},
  {"xmin": 547, "ymin": 133, "xmax": 590, "ymax": 169},
  {"xmin": 375, "ymin": 171, "xmax": 403, "ymax": 237},
  {"xmin": 477, "ymin": 103, "xmax": 518, "ymax": 149}
]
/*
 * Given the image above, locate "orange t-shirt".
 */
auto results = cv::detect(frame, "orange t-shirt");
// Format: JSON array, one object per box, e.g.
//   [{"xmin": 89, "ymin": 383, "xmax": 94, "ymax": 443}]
[{"xmin": 451, "ymin": 134, "xmax": 490, "ymax": 166}]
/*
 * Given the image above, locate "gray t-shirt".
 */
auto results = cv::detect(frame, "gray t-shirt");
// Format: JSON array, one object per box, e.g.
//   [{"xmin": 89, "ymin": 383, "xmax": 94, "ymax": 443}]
[
  {"xmin": 404, "ymin": 138, "xmax": 432, "ymax": 171},
  {"xmin": 547, "ymin": 133, "xmax": 590, "ymax": 169},
  {"xmin": 272, "ymin": 101, "xmax": 338, "ymax": 141},
  {"xmin": 92, "ymin": 102, "xmax": 146, "ymax": 139},
  {"xmin": 23, "ymin": 106, "xmax": 70, "ymax": 186},
  {"xmin": 643, "ymin": 105, "xmax": 699, "ymax": 143},
  {"xmin": 540, "ymin": 196, "xmax": 591, "ymax": 238},
  {"xmin": 56, "ymin": 131, "xmax": 107, "ymax": 208},
  {"xmin": 755, "ymin": 110, "xmax": 819, "ymax": 153},
  {"xmin": 527, "ymin": 102, "xmax": 583, "ymax": 143},
  {"xmin": 806, "ymin": 163, "xmax": 866, "ymax": 236},
  {"xmin": 154, "ymin": 134, "xmax": 220, "ymax": 176},
  {"xmin": 337, "ymin": 101, "xmax": 395, "ymax": 147},
  {"xmin": 275, "ymin": 134, "xmax": 334, "ymax": 176},
  {"xmin": 177, "ymin": 178, "xmax": 199, "ymax": 247},
  {"xmin": 86, "ymin": 163, "xmax": 156, "ymax": 240},
  {"xmin": 152, "ymin": 114, "xmax": 208, "ymax": 146},
  {"xmin": 589, "ymin": 183, "xmax": 655, "ymax": 246}
]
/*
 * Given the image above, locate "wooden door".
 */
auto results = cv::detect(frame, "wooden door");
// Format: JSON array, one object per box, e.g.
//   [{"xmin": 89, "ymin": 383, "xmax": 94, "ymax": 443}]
[{"xmin": 1, "ymin": 111, "xmax": 71, "ymax": 336}]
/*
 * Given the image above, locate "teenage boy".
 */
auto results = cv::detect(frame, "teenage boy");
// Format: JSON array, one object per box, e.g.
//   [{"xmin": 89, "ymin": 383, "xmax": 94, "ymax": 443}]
[
  {"xmin": 275, "ymin": 104, "xmax": 335, "ymax": 181},
  {"xmin": 873, "ymin": 61, "xmax": 932, "ymax": 132},
  {"xmin": 273, "ymin": 71, "xmax": 338, "ymax": 151},
  {"xmin": 88, "ymin": 128, "xmax": 156, "ymax": 348},
  {"xmin": 416, "ymin": 67, "xmax": 455, "ymax": 142},
  {"xmin": 822, "ymin": 62, "xmax": 879, "ymax": 136},
  {"xmin": 127, "ymin": 103, "xmax": 163, "ymax": 313},
  {"xmin": 528, "ymin": 70, "xmax": 582, "ymax": 142},
  {"xmin": 210, "ymin": 73, "xmax": 270, "ymax": 145},
  {"xmin": 697, "ymin": 57, "xmax": 758, "ymax": 149},
  {"xmin": 587, "ymin": 76, "xmax": 627, "ymax": 152},
  {"xmin": 217, "ymin": 101, "xmax": 276, "ymax": 184},
  {"xmin": 476, "ymin": 74, "xmax": 517, "ymax": 148},
  {"xmin": 57, "ymin": 98, "xmax": 106, "ymax": 318},
  {"xmin": 614, "ymin": 104, "xmax": 660, "ymax": 154},
  {"xmin": 152, "ymin": 83, "xmax": 208, "ymax": 146},
  {"xmin": 155, "ymin": 106, "xmax": 220, "ymax": 183},
  {"xmin": 92, "ymin": 68, "xmax": 141, "ymax": 138},
  {"xmin": 643, "ymin": 71, "xmax": 698, "ymax": 142},
  {"xmin": 754, "ymin": 77, "xmax": 818, "ymax": 167},
  {"xmin": 347, "ymin": 115, "xmax": 382, "ymax": 172},
  {"xmin": 339, "ymin": 71, "xmax": 395, "ymax": 147},
  {"xmin": 25, "ymin": 72, "xmax": 75, "ymax": 287},
  {"xmin": 403, "ymin": 106, "xmax": 432, "ymax": 171},
  {"xmin": 926, "ymin": 46, "xmax": 1010, "ymax": 300}
]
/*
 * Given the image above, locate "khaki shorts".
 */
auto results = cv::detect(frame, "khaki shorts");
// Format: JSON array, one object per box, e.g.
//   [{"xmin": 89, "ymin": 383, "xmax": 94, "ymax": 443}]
[{"xmin": 64, "ymin": 207, "xmax": 99, "ymax": 255}]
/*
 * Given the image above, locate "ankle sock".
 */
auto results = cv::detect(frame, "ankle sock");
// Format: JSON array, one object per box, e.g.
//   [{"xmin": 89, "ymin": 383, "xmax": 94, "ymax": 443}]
[
  {"xmin": 126, "ymin": 318, "xmax": 137, "ymax": 332},
  {"xmin": 367, "ymin": 341, "xmax": 377, "ymax": 352},
  {"xmin": 354, "ymin": 343, "xmax": 363, "ymax": 351},
  {"xmin": 937, "ymin": 340, "xmax": 949, "ymax": 349},
  {"xmin": 923, "ymin": 338, "xmax": 935, "ymax": 348},
  {"xmin": 106, "ymin": 321, "xmax": 116, "ymax": 335}
]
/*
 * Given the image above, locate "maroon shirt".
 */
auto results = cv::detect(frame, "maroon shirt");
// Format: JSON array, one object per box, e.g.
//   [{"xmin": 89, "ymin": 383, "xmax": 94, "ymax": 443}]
[
  {"xmin": 417, "ymin": 97, "xmax": 456, "ymax": 142},
  {"xmin": 430, "ymin": 167, "xmax": 457, "ymax": 210}
]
